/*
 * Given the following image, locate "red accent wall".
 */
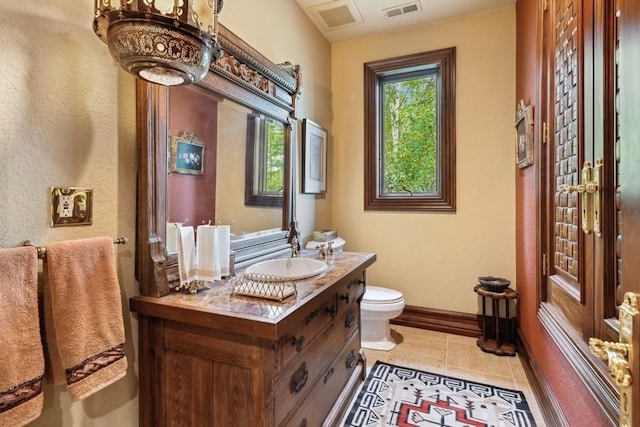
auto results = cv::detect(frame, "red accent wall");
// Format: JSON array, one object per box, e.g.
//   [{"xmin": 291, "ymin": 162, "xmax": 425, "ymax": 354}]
[
  {"xmin": 168, "ymin": 86, "xmax": 221, "ymax": 226},
  {"xmin": 516, "ymin": 0, "xmax": 610, "ymax": 424}
]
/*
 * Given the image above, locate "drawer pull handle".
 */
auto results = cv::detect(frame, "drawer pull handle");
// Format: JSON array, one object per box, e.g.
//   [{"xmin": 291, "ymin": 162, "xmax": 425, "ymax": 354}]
[
  {"xmin": 305, "ymin": 309, "xmax": 319, "ymax": 324},
  {"xmin": 323, "ymin": 367, "xmax": 335, "ymax": 384},
  {"xmin": 340, "ymin": 293, "xmax": 350, "ymax": 304},
  {"xmin": 345, "ymin": 312, "xmax": 355, "ymax": 329},
  {"xmin": 291, "ymin": 335, "xmax": 306, "ymax": 352},
  {"xmin": 348, "ymin": 279, "xmax": 364, "ymax": 289},
  {"xmin": 326, "ymin": 305, "xmax": 337, "ymax": 318},
  {"xmin": 346, "ymin": 350, "xmax": 356, "ymax": 370},
  {"xmin": 290, "ymin": 362, "xmax": 309, "ymax": 394}
]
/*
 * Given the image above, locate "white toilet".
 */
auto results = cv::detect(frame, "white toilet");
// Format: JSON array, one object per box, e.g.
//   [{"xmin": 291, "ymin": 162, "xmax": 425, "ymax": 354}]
[{"xmin": 360, "ymin": 286, "xmax": 405, "ymax": 351}]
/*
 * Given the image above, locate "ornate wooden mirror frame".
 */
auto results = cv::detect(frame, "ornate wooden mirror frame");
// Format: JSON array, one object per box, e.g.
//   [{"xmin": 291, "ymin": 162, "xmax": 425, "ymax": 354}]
[{"xmin": 136, "ymin": 24, "xmax": 302, "ymax": 296}]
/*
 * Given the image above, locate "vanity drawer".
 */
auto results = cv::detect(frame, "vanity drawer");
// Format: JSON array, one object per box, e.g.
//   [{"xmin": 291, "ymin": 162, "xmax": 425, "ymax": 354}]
[
  {"xmin": 282, "ymin": 330, "xmax": 361, "ymax": 427},
  {"xmin": 274, "ymin": 316, "xmax": 358, "ymax": 425},
  {"xmin": 336, "ymin": 273, "xmax": 365, "ymax": 315},
  {"xmin": 335, "ymin": 296, "xmax": 359, "ymax": 345},
  {"xmin": 280, "ymin": 293, "xmax": 336, "ymax": 366}
]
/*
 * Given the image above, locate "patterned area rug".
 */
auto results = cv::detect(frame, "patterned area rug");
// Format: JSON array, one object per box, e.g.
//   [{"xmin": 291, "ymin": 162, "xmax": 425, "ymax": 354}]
[{"xmin": 344, "ymin": 361, "xmax": 536, "ymax": 427}]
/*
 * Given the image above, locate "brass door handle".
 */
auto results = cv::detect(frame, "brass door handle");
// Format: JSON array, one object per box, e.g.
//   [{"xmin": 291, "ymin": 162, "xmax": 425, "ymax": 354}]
[
  {"xmin": 589, "ymin": 338, "xmax": 631, "ymax": 387},
  {"xmin": 592, "ymin": 158, "xmax": 602, "ymax": 236},
  {"xmin": 558, "ymin": 182, "xmax": 598, "ymax": 194},
  {"xmin": 558, "ymin": 159, "xmax": 602, "ymax": 236}
]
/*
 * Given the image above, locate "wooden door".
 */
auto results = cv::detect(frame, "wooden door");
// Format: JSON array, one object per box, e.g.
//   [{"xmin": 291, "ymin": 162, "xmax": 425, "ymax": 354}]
[
  {"xmin": 542, "ymin": 0, "xmax": 593, "ymax": 341},
  {"xmin": 541, "ymin": 0, "xmax": 640, "ymax": 424}
]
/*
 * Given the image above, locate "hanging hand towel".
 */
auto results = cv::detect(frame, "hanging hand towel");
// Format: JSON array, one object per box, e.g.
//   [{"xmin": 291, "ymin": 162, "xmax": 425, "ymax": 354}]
[
  {"xmin": 196, "ymin": 224, "xmax": 218, "ymax": 282},
  {"xmin": 165, "ymin": 222, "xmax": 182, "ymax": 254},
  {"xmin": 177, "ymin": 225, "xmax": 197, "ymax": 285},
  {"xmin": 0, "ymin": 246, "xmax": 44, "ymax": 427},
  {"xmin": 43, "ymin": 237, "xmax": 127, "ymax": 401}
]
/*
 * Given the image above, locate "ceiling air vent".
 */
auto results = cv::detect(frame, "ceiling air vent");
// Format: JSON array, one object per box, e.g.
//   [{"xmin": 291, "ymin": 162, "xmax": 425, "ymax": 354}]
[
  {"xmin": 318, "ymin": 5, "xmax": 356, "ymax": 28},
  {"xmin": 384, "ymin": 1, "xmax": 422, "ymax": 18},
  {"xmin": 308, "ymin": 0, "xmax": 363, "ymax": 30}
]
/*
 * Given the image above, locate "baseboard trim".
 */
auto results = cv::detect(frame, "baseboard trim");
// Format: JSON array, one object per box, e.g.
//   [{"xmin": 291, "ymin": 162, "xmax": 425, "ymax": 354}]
[
  {"xmin": 517, "ymin": 330, "xmax": 571, "ymax": 426},
  {"xmin": 391, "ymin": 305, "xmax": 481, "ymax": 337}
]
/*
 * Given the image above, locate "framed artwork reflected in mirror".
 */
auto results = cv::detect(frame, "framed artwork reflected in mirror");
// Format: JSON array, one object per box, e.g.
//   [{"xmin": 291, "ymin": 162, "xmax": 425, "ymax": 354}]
[{"xmin": 170, "ymin": 132, "xmax": 205, "ymax": 175}]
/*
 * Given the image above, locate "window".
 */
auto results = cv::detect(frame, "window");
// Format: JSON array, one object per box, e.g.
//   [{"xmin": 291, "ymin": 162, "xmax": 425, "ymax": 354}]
[
  {"xmin": 259, "ymin": 118, "xmax": 285, "ymax": 195},
  {"xmin": 245, "ymin": 114, "xmax": 285, "ymax": 208},
  {"xmin": 364, "ymin": 47, "xmax": 456, "ymax": 211}
]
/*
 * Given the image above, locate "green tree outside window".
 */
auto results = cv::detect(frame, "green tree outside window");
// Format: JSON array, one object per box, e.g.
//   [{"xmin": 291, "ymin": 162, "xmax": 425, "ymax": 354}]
[{"xmin": 382, "ymin": 73, "xmax": 438, "ymax": 194}]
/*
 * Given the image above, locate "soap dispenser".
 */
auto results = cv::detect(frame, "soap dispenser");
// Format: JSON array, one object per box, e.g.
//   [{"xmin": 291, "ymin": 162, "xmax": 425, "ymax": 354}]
[
  {"xmin": 326, "ymin": 241, "xmax": 334, "ymax": 266},
  {"xmin": 317, "ymin": 244, "xmax": 326, "ymax": 261}
]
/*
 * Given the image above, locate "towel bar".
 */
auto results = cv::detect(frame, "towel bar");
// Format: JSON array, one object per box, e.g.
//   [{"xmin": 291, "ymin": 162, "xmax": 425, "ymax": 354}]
[{"xmin": 20, "ymin": 237, "xmax": 128, "ymax": 259}]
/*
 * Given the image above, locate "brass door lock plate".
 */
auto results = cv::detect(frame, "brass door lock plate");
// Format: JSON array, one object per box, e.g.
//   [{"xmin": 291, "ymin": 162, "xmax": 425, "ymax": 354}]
[
  {"xmin": 589, "ymin": 292, "xmax": 639, "ymax": 427},
  {"xmin": 50, "ymin": 187, "xmax": 93, "ymax": 227}
]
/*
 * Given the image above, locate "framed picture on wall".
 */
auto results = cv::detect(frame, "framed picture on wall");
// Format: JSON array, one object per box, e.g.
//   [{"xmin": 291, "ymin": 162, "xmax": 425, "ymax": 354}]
[
  {"xmin": 170, "ymin": 132, "xmax": 205, "ymax": 175},
  {"xmin": 515, "ymin": 100, "xmax": 534, "ymax": 169},
  {"xmin": 302, "ymin": 119, "xmax": 327, "ymax": 194}
]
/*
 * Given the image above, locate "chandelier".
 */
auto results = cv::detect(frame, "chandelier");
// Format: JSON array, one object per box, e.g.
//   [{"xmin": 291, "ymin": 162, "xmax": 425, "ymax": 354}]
[{"xmin": 93, "ymin": 0, "xmax": 223, "ymax": 86}]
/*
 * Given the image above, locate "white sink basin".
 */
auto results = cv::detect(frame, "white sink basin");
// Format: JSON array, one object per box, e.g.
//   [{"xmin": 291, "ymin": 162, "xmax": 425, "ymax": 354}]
[{"xmin": 245, "ymin": 258, "xmax": 328, "ymax": 281}]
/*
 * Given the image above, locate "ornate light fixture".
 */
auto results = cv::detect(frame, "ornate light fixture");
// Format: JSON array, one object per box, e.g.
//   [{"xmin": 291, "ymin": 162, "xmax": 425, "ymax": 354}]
[{"xmin": 93, "ymin": 1, "xmax": 223, "ymax": 86}]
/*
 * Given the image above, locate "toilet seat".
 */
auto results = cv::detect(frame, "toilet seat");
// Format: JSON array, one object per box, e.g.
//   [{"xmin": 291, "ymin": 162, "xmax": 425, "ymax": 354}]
[{"xmin": 363, "ymin": 286, "xmax": 403, "ymax": 304}]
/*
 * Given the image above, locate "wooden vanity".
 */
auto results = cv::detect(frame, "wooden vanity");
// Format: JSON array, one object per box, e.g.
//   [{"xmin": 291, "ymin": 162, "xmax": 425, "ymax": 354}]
[{"xmin": 131, "ymin": 251, "xmax": 375, "ymax": 426}]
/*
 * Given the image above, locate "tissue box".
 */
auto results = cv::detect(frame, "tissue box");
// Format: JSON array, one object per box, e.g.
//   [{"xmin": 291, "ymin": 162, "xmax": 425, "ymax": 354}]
[{"xmin": 312, "ymin": 229, "xmax": 337, "ymax": 242}]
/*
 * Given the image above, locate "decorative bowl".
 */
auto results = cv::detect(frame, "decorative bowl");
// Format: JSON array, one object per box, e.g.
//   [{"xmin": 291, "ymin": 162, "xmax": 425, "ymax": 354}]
[{"xmin": 478, "ymin": 276, "xmax": 511, "ymax": 293}]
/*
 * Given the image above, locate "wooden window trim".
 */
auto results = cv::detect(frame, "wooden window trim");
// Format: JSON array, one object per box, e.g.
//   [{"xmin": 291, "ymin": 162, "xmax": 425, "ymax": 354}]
[{"xmin": 364, "ymin": 47, "xmax": 456, "ymax": 212}]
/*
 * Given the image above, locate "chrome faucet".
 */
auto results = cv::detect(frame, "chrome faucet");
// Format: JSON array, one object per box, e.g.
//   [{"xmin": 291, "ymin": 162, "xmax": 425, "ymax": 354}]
[{"xmin": 291, "ymin": 236, "xmax": 299, "ymax": 258}]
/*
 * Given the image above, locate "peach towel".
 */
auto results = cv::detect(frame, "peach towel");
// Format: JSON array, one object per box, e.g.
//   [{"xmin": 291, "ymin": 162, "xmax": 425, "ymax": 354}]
[
  {"xmin": 43, "ymin": 237, "xmax": 127, "ymax": 401},
  {"xmin": 0, "ymin": 246, "xmax": 44, "ymax": 427}
]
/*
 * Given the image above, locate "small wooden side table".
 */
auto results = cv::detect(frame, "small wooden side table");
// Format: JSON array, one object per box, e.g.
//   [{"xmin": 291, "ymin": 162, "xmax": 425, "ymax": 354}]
[{"xmin": 473, "ymin": 284, "xmax": 518, "ymax": 356}]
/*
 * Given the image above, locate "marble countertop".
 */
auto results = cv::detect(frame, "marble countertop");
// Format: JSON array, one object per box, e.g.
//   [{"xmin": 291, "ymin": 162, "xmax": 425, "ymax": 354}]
[{"xmin": 130, "ymin": 251, "xmax": 376, "ymax": 339}]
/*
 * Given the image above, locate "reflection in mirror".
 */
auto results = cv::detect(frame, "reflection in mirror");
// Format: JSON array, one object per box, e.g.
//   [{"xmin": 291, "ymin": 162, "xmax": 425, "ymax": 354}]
[
  {"xmin": 166, "ymin": 85, "xmax": 219, "ymax": 245},
  {"xmin": 245, "ymin": 113, "xmax": 285, "ymax": 208},
  {"xmin": 166, "ymin": 95, "xmax": 285, "ymax": 253},
  {"xmin": 216, "ymin": 100, "xmax": 283, "ymax": 236}
]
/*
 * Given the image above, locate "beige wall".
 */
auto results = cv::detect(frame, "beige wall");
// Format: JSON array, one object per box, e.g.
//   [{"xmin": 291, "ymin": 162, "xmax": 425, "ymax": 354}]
[
  {"xmin": 331, "ymin": 6, "xmax": 516, "ymax": 313},
  {"xmin": 0, "ymin": 0, "xmax": 331, "ymax": 426},
  {"xmin": 0, "ymin": 1, "xmax": 139, "ymax": 426}
]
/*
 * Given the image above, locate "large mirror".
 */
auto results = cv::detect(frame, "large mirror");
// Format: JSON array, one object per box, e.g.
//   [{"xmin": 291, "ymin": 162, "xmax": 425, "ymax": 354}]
[
  {"xmin": 136, "ymin": 24, "xmax": 301, "ymax": 297},
  {"xmin": 166, "ymin": 95, "xmax": 284, "ymax": 236}
]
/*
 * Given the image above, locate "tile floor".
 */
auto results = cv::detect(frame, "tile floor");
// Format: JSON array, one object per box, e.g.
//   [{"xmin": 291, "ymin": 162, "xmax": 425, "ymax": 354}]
[{"xmin": 360, "ymin": 325, "xmax": 546, "ymax": 426}]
